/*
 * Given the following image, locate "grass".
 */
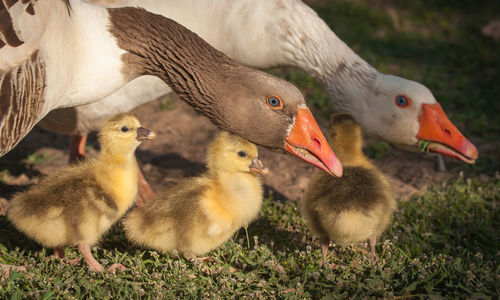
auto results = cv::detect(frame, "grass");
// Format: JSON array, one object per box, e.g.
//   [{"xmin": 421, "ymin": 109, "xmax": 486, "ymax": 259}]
[
  {"xmin": 366, "ymin": 141, "xmax": 392, "ymax": 159},
  {"xmin": 25, "ymin": 153, "xmax": 51, "ymax": 166},
  {"xmin": 1, "ymin": 176, "xmax": 498, "ymax": 298},
  {"xmin": 159, "ymin": 96, "xmax": 177, "ymax": 112}
]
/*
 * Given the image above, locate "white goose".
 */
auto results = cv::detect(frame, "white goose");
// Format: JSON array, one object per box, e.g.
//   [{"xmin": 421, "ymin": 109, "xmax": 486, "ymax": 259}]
[{"xmin": 41, "ymin": 0, "xmax": 478, "ymax": 166}]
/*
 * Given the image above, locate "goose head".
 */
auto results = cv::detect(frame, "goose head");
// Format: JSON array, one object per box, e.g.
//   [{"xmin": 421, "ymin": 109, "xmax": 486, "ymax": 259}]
[
  {"xmin": 351, "ymin": 74, "xmax": 478, "ymax": 164},
  {"xmin": 207, "ymin": 68, "xmax": 342, "ymax": 177}
]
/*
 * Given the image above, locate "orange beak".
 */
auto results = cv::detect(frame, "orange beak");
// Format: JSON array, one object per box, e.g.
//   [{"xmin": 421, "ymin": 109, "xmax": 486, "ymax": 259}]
[
  {"xmin": 285, "ymin": 106, "xmax": 343, "ymax": 177},
  {"xmin": 417, "ymin": 102, "xmax": 478, "ymax": 164}
]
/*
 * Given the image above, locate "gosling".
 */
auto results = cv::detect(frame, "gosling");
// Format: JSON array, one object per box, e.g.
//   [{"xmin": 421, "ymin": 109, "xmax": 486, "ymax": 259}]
[
  {"xmin": 302, "ymin": 113, "xmax": 395, "ymax": 267},
  {"xmin": 123, "ymin": 131, "xmax": 269, "ymax": 258},
  {"xmin": 7, "ymin": 113, "xmax": 155, "ymax": 272}
]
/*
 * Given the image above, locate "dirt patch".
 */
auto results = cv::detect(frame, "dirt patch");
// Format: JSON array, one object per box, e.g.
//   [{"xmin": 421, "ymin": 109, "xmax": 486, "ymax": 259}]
[{"xmin": 0, "ymin": 94, "xmax": 496, "ymax": 209}]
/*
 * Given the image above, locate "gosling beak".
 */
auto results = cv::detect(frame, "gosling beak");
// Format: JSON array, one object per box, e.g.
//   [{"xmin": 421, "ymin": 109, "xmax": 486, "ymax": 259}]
[
  {"xmin": 136, "ymin": 127, "xmax": 156, "ymax": 141},
  {"xmin": 249, "ymin": 158, "xmax": 270, "ymax": 175},
  {"xmin": 417, "ymin": 102, "xmax": 478, "ymax": 164},
  {"xmin": 285, "ymin": 106, "xmax": 343, "ymax": 177}
]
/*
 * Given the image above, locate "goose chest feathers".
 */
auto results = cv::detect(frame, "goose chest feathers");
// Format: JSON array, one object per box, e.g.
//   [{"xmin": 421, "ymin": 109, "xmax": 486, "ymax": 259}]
[
  {"xmin": 0, "ymin": 0, "xmax": 342, "ymax": 177},
  {"xmin": 42, "ymin": 0, "xmax": 477, "ymax": 164}
]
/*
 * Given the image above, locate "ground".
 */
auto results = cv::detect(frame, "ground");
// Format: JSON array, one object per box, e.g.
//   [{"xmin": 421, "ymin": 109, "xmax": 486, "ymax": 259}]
[{"xmin": 1, "ymin": 0, "xmax": 499, "ymax": 298}]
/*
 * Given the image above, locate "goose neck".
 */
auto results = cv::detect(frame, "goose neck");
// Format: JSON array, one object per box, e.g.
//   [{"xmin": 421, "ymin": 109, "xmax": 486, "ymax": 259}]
[
  {"xmin": 107, "ymin": 7, "xmax": 235, "ymax": 112},
  {"xmin": 279, "ymin": 4, "xmax": 378, "ymax": 112}
]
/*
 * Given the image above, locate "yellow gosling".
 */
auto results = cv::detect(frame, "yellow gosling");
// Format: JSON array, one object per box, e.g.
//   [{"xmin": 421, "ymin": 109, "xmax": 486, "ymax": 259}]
[
  {"xmin": 123, "ymin": 131, "xmax": 268, "ymax": 258},
  {"xmin": 7, "ymin": 113, "xmax": 155, "ymax": 272},
  {"xmin": 302, "ymin": 113, "xmax": 396, "ymax": 267}
]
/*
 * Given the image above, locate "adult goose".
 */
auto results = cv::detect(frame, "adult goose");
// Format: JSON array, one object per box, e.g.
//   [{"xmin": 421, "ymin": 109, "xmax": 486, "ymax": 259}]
[
  {"xmin": 41, "ymin": 0, "xmax": 477, "ymax": 165},
  {"xmin": 0, "ymin": 0, "xmax": 343, "ymax": 178}
]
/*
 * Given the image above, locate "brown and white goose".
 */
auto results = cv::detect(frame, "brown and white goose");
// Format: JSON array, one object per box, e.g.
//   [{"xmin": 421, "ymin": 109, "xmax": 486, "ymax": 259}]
[
  {"xmin": 0, "ymin": 0, "xmax": 342, "ymax": 178},
  {"xmin": 41, "ymin": 0, "xmax": 477, "ymax": 165}
]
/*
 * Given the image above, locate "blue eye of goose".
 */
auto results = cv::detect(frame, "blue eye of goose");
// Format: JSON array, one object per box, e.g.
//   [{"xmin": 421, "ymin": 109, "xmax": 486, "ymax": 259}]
[
  {"xmin": 237, "ymin": 150, "xmax": 247, "ymax": 158},
  {"xmin": 121, "ymin": 126, "xmax": 129, "ymax": 133},
  {"xmin": 267, "ymin": 96, "xmax": 283, "ymax": 109},
  {"xmin": 395, "ymin": 95, "xmax": 409, "ymax": 107}
]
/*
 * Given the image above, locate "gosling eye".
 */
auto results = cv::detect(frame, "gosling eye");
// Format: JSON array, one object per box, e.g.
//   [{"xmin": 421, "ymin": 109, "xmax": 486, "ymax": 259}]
[
  {"xmin": 266, "ymin": 95, "xmax": 283, "ymax": 109},
  {"xmin": 237, "ymin": 150, "xmax": 248, "ymax": 158},
  {"xmin": 395, "ymin": 95, "xmax": 410, "ymax": 108},
  {"xmin": 121, "ymin": 126, "xmax": 129, "ymax": 133}
]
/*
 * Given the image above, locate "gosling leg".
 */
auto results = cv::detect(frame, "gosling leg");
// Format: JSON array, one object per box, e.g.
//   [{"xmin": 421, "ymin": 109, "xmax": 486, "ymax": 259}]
[
  {"xmin": 69, "ymin": 134, "xmax": 87, "ymax": 164},
  {"xmin": 0, "ymin": 197, "xmax": 8, "ymax": 216},
  {"xmin": 53, "ymin": 247, "xmax": 81, "ymax": 265},
  {"xmin": 78, "ymin": 243, "xmax": 104, "ymax": 272},
  {"xmin": 319, "ymin": 236, "xmax": 330, "ymax": 268},
  {"xmin": 53, "ymin": 247, "xmax": 65, "ymax": 259},
  {"xmin": 78, "ymin": 244, "xmax": 126, "ymax": 272},
  {"xmin": 367, "ymin": 234, "xmax": 378, "ymax": 263}
]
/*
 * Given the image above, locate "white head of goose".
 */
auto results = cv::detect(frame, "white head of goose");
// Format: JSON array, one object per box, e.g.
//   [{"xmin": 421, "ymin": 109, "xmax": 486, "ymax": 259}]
[
  {"xmin": 44, "ymin": 0, "xmax": 477, "ymax": 165},
  {"xmin": 0, "ymin": 1, "xmax": 342, "ymax": 176}
]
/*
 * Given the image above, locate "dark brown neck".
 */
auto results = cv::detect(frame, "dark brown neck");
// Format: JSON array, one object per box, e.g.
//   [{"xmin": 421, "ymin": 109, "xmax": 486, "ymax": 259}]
[{"xmin": 107, "ymin": 7, "xmax": 238, "ymax": 127}]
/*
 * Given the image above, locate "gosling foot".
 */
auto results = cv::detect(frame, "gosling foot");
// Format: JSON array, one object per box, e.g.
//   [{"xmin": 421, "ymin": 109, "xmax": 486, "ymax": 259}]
[
  {"xmin": 69, "ymin": 134, "xmax": 87, "ymax": 164},
  {"xmin": 107, "ymin": 263, "xmax": 127, "ymax": 273},
  {"xmin": 1, "ymin": 264, "xmax": 28, "ymax": 280}
]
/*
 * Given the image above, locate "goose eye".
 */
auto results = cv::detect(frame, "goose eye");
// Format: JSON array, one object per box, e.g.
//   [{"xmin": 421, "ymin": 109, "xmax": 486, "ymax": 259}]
[
  {"xmin": 267, "ymin": 95, "xmax": 283, "ymax": 109},
  {"xmin": 395, "ymin": 95, "xmax": 410, "ymax": 108},
  {"xmin": 121, "ymin": 126, "xmax": 129, "ymax": 133},
  {"xmin": 237, "ymin": 150, "xmax": 247, "ymax": 158}
]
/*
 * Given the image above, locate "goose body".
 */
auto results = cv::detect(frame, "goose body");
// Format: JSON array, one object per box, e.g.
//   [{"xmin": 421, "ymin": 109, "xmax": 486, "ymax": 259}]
[
  {"xmin": 0, "ymin": 0, "xmax": 342, "ymax": 177},
  {"xmin": 40, "ymin": 0, "xmax": 477, "ymax": 164},
  {"xmin": 124, "ymin": 132, "xmax": 268, "ymax": 257},
  {"xmin": 0, "ymin": 0, "xmax": 129, "ymax": 153}
]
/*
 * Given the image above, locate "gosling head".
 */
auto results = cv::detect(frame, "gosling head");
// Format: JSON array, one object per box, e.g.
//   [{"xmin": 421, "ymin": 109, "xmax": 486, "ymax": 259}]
[
  {"xmin": 98, "ymin": 113, "xmax": 156, "ymax": 158},
  {"xmin": 329, "ymin": 113, "xmax": 363, "ymax": 165},
  {"xmin": 207, "ymin": 132, "xmax": 269, "ymax": 176}
]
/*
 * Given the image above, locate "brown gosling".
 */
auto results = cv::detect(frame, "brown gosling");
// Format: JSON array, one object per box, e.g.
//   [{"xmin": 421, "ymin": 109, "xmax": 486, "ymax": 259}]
[
  {"xmin": 301, "ymin": 113, "xmax": 396, "ymax": 267},
  {"xmin": 123, "ymin": 131, "xmax": 269, "ymax": 258},
  {"xmin": 7, "ymin": 113, "xmax": 155, "ymax": 272}
]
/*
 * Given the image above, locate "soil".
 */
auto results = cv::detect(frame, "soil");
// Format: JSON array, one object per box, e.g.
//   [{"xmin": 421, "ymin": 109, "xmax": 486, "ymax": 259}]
[{"xmin": 0, "ymin": 93, "xmax": 496, "ymax": 216}]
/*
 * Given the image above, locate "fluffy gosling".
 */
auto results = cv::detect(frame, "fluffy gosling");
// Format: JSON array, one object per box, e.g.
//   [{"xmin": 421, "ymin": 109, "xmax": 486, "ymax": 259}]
[
  {"xmin": 7, "ymin": 113, "xmax": 155, "ymax": 272},
  {"xmin": 123, "ymin": 131, "xmax": 269, "ymax": 258},
  {"xmin": 302, "ymin": 113, "xmax": 395, "ymax": 267}
]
